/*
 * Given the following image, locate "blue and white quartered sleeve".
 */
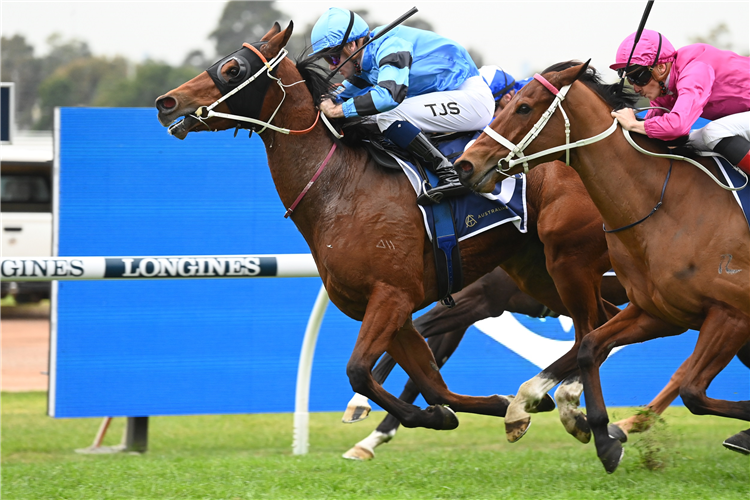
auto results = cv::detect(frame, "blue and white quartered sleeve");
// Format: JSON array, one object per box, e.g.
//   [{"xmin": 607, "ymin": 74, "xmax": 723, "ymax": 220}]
[{"xmin": 342, "ymin": 37, "xmax": 413, "ymax": 118}]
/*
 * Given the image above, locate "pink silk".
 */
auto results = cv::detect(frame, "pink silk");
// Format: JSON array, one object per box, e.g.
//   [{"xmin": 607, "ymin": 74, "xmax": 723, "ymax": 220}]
[{"xmin": 644, "ymin": 44, "xmax": 750, "ymax": 140}]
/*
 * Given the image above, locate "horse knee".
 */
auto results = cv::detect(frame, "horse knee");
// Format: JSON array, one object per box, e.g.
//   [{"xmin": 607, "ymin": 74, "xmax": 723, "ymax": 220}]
[
  {"xmin": 679, "ymin": 386, "xmax": 708, "ymax": 415},
  {"xmin": 346, "ymin": 361, "xmax": 371, "ymax": 395}
]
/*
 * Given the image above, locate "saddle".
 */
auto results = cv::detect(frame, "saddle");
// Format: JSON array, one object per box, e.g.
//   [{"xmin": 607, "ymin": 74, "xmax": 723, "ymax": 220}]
[{"xmin": 358, "ymin": 130, "xmax": 478, "ymax": 307}]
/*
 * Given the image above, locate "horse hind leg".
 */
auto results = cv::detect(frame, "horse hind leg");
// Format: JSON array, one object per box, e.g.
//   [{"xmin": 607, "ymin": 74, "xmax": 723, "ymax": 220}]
[
  {"xmin": 610, "ymin": 355, "xmax": 688, "ymax": 441},
  {"xmin": 678, "ymin": 307, "xmax": 750, "ymax": 453}
]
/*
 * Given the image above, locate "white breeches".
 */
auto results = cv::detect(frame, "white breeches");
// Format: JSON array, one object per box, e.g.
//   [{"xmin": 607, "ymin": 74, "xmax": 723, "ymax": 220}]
[
  {"xmin": 375, "ymin": 75, "xmax": 495, "ymax": 134},
  {"xmin": 688, "ymin": 111, "xmax": 750, "ymax": 150}
]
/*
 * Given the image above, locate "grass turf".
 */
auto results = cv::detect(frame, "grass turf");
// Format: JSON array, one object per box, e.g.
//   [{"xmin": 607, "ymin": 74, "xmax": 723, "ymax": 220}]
[{"xmin": 2, "ymin": 392, "xmax": 748, "ymax": 499}]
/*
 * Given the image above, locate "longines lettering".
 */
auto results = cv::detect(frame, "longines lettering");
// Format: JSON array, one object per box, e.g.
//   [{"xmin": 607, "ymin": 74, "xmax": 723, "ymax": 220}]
[
  {"xmin": 1, "ymin": 259, "xmax": 85, "ymax": 278},
  {"xmin": 120, "ymin": 257, "xmax": 262, "ymax": 277}
]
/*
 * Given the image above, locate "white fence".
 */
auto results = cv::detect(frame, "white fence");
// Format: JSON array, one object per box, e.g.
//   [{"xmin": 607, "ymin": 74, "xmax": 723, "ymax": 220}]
[{"xmin": 1, "ymin": 254, "xmax": 328, "ymax": 455}]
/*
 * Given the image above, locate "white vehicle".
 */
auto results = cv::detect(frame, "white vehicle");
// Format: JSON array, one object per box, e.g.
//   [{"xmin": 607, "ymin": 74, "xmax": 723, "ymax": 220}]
[{"xmin": 1, "ymin": 131, "xmax": 54, "ymax": 302}]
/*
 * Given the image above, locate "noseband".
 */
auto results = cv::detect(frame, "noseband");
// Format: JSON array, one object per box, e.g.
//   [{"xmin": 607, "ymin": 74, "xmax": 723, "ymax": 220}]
[{"xmin": 481, "ymin": 73, "xmax": 618, "ymax": 177}]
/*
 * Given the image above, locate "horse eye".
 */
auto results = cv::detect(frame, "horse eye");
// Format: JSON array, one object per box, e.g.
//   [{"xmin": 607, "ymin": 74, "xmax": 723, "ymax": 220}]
[
  {"xmin": 228, "ymin": 66, "xmax": 239, "ymax": 77},
  {"xmin": 516, "ymin": 104, "xmax": 532, "ymax": 115}
]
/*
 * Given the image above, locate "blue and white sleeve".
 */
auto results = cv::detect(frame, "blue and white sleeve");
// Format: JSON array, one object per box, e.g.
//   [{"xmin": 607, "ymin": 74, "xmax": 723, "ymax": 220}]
[{"xmin": 342, "ymin": 37, "xmax": 413, "ymax": 118}]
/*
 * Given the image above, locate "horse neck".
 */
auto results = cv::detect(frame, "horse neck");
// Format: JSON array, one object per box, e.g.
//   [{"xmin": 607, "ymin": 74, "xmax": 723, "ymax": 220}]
[
  {"xmin": 563, "ymin": 83, "xmax": 673, "ymax": 232},
  {"xmin": 255, "ymin": 60, "xmax": 347, "ymax": 222}
]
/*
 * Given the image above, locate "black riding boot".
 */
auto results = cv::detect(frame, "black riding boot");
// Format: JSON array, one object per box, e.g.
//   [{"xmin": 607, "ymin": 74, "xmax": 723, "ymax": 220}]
[{"xmin": 406, "ymin": 132, "xmax": 470, "ymax": 205}]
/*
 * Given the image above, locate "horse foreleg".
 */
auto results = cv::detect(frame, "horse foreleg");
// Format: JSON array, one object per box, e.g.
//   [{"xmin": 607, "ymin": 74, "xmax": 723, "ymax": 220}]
[
  {"xmin": 578, "ymin": 305, "xmax": 683, "ymax": 473},
  {"xmin": 346, "ymin": 289, "xmax": 460, "ymax": 430},
  {"xmin": 342, "ymin": 328, "xmax": 468, "ymax": 460},
  {"xmin": 387, "ymin": 323, "xmax": 511, "ymax": 419}
]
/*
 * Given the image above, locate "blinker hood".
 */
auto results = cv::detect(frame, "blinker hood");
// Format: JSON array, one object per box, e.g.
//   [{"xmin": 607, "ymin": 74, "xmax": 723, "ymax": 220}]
[{"xmin": 206, "ymin": 42, "xmax": 276, "ymax": 127}]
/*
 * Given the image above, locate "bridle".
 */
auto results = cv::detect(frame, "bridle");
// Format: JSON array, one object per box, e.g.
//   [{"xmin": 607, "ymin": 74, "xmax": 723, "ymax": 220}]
[
  {"xmin": 480, "ymin": 71, "xmax": 748, "ymax": 233},
  {"xmin": 180, "ymin": 40, "xmax": 345, "ymax": 218},
  {"xmin": 481, "ymin": 73, "xmax": 618, "ymax": 177},
  {"xmin": 185, "ymin": 42, "xmax": 334, "ymax": 137}
]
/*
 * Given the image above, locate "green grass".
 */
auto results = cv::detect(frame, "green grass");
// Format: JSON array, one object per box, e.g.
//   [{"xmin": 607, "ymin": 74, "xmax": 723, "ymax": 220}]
[{"xmin": 2, "ymin": 392, "xmax": 748, "ymax": 499}]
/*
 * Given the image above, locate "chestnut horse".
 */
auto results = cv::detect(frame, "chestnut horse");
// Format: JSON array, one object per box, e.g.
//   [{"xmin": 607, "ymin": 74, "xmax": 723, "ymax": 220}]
[
  {"xmin": 342, "ymin": 266, "xmax": 750, "ymax": 460},
  {"xmin": 457, "ymin": 62, "xmax": 750, "ymax": 472},
  {"xmin": 155, "ymin": 23, "xmax": 632, "ymax": 435}
]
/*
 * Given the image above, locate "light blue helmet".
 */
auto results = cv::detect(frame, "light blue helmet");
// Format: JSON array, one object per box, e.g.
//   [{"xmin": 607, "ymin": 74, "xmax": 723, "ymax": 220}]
[{"xmin": 308, "ymin": 8, "xmax": 370, "ymax": 57}]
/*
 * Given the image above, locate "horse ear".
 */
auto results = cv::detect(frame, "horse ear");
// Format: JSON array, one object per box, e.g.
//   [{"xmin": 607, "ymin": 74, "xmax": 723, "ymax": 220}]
[
  {"xmin": 557, "ymin": 60, "xmax": 591, "ymax": 87},
  {"xmin": 260, "ymin": 22, "xmax": 282, "ymax": 42},
  {"xmin": 265, "ymin": 21, "xmax": 294, "ymax": 56},
  {"xmin": 575, "ymin": 59, "xmax": 592, "ymax": 81}
]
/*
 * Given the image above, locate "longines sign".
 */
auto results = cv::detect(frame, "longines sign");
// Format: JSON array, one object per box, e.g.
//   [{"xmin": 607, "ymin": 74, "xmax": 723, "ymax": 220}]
[{"xmin": 0, "ymin": 254, "xmax": 319, "ymax": 281}]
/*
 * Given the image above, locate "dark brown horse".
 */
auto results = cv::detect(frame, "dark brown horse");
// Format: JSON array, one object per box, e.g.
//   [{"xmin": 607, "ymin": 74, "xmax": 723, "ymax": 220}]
[
  {"xmin": 155, "ymin": 23, "xmax": 629, "ymax": 435},
  {"xmin": 457, "ymin": 62, "xmax": 750, "ymax": 472}
]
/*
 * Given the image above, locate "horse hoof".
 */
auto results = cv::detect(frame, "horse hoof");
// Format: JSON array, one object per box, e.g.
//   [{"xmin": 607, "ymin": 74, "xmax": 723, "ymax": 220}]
[
  {"xmin": 427, "ymin": 404, "xmax": 459, "ymax": 430},
  {"xmin": 722, "ymin": 429, "xmax": 750, "ymax": 455},
  {"xmin": 342, "ymin": 405, "xmax": 371, "ymax": 424},
  {"xmin": 535, "ymin": 393, "xmax": 556, "ymax": 413},
  {"xmin": 506, "ymin": 417, "xmax": 531, "ymax": 443},
  {"xmin": 608, "ymin": 423, "xmax": 628, "ymax": 443},
  {"xmin": 571, "ymin": 413, "xmax": 591, "ymax": 444},
  {"xmin": 598, "ymin": 439, "xmax": 624, "ymax": 474},
  {"xmin": 342, "ymin": 445, "xmax": 374, "ymax": 461}
]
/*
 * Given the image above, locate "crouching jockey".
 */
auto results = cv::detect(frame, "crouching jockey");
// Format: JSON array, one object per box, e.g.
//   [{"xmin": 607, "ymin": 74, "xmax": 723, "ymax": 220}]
[
  {"xmin": 610, "ymin": 29, "xmax": 750, "ymax": 175},
  {"xmin": 310, "ymin": 8, "xmax": 495, "ymax": 205}
]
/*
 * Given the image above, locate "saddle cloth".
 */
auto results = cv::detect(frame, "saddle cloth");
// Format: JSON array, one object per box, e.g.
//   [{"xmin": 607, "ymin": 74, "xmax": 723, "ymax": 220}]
[
  {"xmin": 390, "ymin": 132, "xmax": 528, "ymax": 242},
  {"xmin": 715, "ymin": 156, "xmax": 750, "ymax": 232}
]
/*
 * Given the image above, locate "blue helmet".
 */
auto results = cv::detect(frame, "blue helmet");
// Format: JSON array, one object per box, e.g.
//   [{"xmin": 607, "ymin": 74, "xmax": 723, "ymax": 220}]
[{"xmin": 308, "ymin": 8, "xmax": 370, "ymax": 57}]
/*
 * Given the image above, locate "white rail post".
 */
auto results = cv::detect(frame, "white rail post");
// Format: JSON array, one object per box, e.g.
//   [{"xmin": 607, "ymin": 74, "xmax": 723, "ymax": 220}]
[{"xmin": 292, "ymin": 284, "xmax": 329, "ymax": 455}]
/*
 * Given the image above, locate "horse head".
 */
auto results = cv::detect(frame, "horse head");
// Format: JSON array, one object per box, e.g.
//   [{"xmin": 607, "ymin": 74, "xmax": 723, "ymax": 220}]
[
  {"xmin": 456, "ymin": 62, "xmax": 591, "ymax": 193},
  {"xmin": 155, "ymin": 22, "xmax": 294, "ymax": 139}
]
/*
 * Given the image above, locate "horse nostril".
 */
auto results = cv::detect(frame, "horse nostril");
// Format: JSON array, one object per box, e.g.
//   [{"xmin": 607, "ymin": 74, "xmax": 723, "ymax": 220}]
[
  {"xmin": 156, "ymin": 96, "xmax": 177, "ymax": 112},
  {"xmin": 456, "ymin": 160, "xmax": 474, "ymax": 175}
]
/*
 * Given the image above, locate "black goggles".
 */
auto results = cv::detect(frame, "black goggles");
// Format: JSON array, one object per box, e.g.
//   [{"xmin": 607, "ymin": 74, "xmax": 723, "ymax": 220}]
[
  {"xmin": 618, "ymin": 65, "xmax": 653, "ymax": 87},
  {"xmin": 322, "ymin": 52, "xmax": 342, "ymax": 66}
]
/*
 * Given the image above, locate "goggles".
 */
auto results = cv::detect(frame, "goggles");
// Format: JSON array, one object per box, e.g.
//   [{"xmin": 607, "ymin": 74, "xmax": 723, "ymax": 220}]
[
  {"xmin": 618, "ymin": 65, "xmax": 653, "ymax": 87},
  {"xmin": 322, "ymin": 52, "xmax": 342, "ymax": 66}
]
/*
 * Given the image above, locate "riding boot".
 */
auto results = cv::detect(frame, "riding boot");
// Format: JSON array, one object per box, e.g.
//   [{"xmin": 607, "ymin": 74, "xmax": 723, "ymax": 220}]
[
  {"xmin": 714, "ymin": 135, "xmax": 750, "ymax": 175},
  {"xmin": 406, "ymin": 133, "xmax": 470, "ymax": 205}
]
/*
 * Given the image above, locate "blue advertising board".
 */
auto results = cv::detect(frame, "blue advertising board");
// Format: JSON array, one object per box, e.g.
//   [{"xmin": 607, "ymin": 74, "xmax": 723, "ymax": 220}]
[{"xmin": 51, "ymin": 108, "xmax": 747, "ymax": 418}]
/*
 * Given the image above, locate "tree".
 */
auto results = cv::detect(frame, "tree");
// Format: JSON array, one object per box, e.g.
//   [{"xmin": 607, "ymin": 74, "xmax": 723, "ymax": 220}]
[
  {"xmin": 35, "ymin": 56, "xmax": 128, "ymax": 129},
  {"xmin": 93, "ymin": 61, "xmax": 200, "ymax": 108},
  {"xmin": 1, "ymin": 35, "xmax": 43, "ymax": 129},
  {"xmin": 689, "ymin": 23, "xmax": 749, "ymax": 56},
  {"xmin": 209, "ymin": 1, "xmax": 289, "ymax": 57}
]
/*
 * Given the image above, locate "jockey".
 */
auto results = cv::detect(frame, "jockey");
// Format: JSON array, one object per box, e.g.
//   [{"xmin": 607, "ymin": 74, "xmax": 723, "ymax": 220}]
[
  {"xmin": 309, "ymin": 8, "xmax": 495, "ymax": 205},
  {"xmin": 479, "ymin": 65, "xmax": 532, "ymax": 111},
  {"xmin": 610, "ymin": 29, "xmax": 750, "ymax": 175}
]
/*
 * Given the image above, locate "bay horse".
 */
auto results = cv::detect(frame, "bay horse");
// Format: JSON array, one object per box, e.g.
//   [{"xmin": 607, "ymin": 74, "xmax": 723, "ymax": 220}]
[
  {"xmin": 155, "ymin": 22, "xmax": 628, "ymax": 435},
  {"xmin": 456, "ymin": 62, "xmax": 750, "ymax": 472}
]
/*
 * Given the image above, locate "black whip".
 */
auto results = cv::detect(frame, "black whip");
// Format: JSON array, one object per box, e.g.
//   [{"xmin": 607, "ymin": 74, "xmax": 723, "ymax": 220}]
[
  {"xmin": 324, "ymin": 7, "xmax": 419, "ymax": 82},
  {"xmin": 617, "ymin": 0, "xmax": 655, "ymax": 95}
]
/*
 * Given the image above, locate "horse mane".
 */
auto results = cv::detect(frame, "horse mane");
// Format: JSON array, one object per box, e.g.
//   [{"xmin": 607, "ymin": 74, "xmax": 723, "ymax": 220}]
[
  {"xmin": 294, "ymin": 53, "xmax": 372, "ymax": 147},
  {"xmin": 543, "ymin": 60, "xmax": 699, "ymax": 154},
  {"xmin": 542, "ymin": 60, "xmax": 640, "ymax": 111}
]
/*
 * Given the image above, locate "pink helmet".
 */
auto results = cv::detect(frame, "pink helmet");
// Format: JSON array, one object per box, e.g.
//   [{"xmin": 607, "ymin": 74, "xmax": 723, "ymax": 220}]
[{"xmin": 610, "ymin": 29, "xmax": 676, "ymax": 70}]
